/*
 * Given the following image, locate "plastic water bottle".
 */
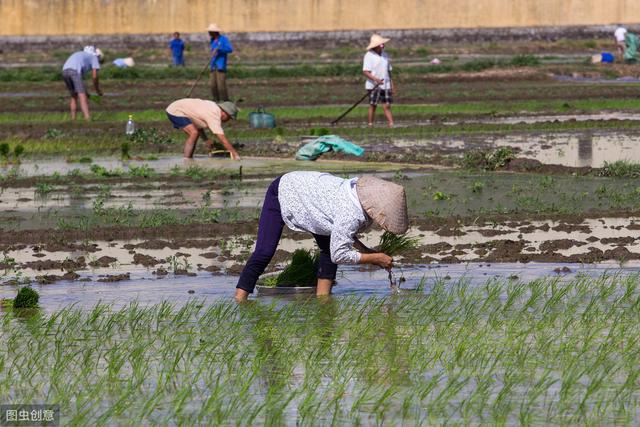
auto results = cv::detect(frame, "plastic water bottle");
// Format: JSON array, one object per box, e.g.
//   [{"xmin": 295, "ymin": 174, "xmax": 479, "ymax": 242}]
[{"xmin": 125, "ymin": 115, "xmax": 136, "ymax": 135}]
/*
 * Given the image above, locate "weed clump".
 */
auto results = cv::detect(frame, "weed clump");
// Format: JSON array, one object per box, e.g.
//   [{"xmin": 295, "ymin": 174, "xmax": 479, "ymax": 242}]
[
  {"xmin": 270, "ymin": 249, "xmax": 319, "ymax": 287},
  {"xmin": 598, "ymin": 160, "xmax": 640, "ymax": 178},
  {"xmin": 13, "ymin": 287, "xmax": 39, "ymax": 309},
  {"xmin": 462, "ymin": 147, "xmax": 514, "ymax": 171}
]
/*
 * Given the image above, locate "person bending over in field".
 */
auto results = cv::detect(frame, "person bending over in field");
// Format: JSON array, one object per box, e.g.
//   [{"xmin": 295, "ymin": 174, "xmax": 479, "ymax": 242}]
[
  {"xmin": 165, "ymin": 98, "xmax": 241, "ymax": 159},
  {"xmin": 235, "ymin": 172, "xmax": 408, "ymax": 301},
  {"xmin": 62, "ymin": 46, "xmax": 104, "ymax": 121}
]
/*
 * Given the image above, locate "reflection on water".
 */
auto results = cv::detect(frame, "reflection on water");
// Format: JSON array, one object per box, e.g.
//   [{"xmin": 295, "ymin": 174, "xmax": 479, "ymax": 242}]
[{"xmin": 489, "ymin": 132, "xmax": 640, "ymax": 168}]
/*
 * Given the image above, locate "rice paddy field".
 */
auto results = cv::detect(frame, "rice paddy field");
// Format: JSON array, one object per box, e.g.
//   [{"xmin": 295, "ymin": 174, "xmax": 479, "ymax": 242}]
[{"xmin": 2, "ymin": 33, "xmax": 640, "ymax": 424}]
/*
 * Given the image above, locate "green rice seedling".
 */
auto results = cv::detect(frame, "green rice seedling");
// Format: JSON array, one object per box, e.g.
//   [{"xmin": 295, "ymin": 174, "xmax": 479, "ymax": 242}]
[
  {"xmin": 273, "ymin": 249, "xmax": 319, "ymax": 287},
  {"xmin": 598, "ymin": 160, "xmax": 640, "ymax": 178},
  {"xmin": 470, "ymin": 181, "xmax": 485, "ymax": 193},
  {"xmin": 43, "ymin": 128, "xmax": 64, "ymax": 140},
  {"xmin": 128, "ymin": 128, "xmax": 173, "ymax": 146},
  {"xmin": 66, "ymin": 156, "xmax": 93, "ymax": 164},
  {"xmin": 88, "ymin": 94, "xmax": 102, "ymax": 104},
  {"xmin": 376, "ymin": 231, "xmax": 420, "ymax": 256},
  {"xmin": 0, "ymin": 142, "xmax": 9, "ymax": 162},
  {"xmin": 128, "ymin": 164, "xmax": 156, "ymax": 178},
  {"xmin": 90, "ymin": 164, "xmax": 123, "ymax": 177},
  {"xmin": 13, "ymin": 144, "xmax": 25, "ymax": 162},
  {"xmin": 35, "ymin": 182, "xmax": 53, "ymax": 196},
  {"xmin": 2, "ymin": 274, "xmax": 640, "ymax": 423},
  {"xmin": 309, "ymin": 127, "xmax": 331, "ymax": 136},
  {"xmin": 121, "ymin": 142, "xmax": 131, "ymax": 160},
  {"xmin": 12, "ymin": 286, "xmax": 39, "ymax": 308},
  {"xmin": 509, "ymin": 54, "xmax": 540, "ymax": 67},
  {"xmin": 432, "ymin": 191, "xmax": 450, "ymax": 201}
]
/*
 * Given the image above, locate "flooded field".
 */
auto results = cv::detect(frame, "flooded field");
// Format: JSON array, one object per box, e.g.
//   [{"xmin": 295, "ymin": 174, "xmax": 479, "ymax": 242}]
[{"xmin": 2, "ymin": 38, "xmax": 640, "ymax": 424}]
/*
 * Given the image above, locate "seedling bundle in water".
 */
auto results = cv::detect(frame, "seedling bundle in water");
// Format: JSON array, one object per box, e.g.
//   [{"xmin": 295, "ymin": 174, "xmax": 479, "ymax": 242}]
[
  {"xmin": 13, "ymin": 286, "xmax": 39, "ymax": 309},
  {"xmin": 376, "ymin": 231, "xmax": 420, "ymax": 290},
  {"xmin": 263, "ymin": 249, "xmax": 319, "ymax": 287}
]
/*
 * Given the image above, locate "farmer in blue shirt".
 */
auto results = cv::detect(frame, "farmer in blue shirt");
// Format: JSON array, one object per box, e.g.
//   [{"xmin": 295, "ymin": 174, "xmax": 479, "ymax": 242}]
[
  {"xmin": 169, "ymin": 32, "xmax": 185, "ymax": 66},
  {"xmin": 207, "ymin": 23, "xmax": 233, "ymax": 101}
]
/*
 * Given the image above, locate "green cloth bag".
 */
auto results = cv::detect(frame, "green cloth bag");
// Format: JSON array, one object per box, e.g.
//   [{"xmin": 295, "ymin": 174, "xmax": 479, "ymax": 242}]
[
  {"xmin": 295, "ymin": 135, "xmax": 365, "ymax": 161},
  {"xmin": 625, "ymin": 33, "xmax": 639, "ymax": 62}
]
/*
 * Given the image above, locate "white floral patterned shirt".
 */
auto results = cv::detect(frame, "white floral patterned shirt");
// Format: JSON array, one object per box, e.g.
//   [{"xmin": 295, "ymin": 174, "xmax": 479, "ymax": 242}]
[{"xmin": 278, "ymin": 171, "xmax": 372, "ymax": 264}]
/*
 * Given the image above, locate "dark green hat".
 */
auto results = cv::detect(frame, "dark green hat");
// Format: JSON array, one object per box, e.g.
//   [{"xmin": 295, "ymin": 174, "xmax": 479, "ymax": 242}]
[{"xmin": 218, "ymin": 101, "xmax": 239, "ymax": 120}]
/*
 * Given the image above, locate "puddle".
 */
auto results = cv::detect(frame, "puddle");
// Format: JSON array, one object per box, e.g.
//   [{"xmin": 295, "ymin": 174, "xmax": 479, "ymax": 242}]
[{"xmin": 392, "ymin": 131, "xmax": 640, "ymax": 167}]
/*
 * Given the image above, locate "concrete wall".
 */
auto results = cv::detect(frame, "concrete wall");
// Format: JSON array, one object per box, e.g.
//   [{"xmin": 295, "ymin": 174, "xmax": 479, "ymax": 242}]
[{"xmin": 1, "ymin": 0, "xmax": 639, "ymax": 36}]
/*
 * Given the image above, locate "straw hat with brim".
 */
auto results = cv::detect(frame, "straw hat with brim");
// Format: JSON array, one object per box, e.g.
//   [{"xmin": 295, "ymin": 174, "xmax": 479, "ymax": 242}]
[
  {"xmin": 356, "ymin": 176, "xmax": 408, "ymax": 234},
  {"xmin": 366, "ymin": 34, "xmax": 390, "ymax": 51},
  {"xmin": 207, "ymin": 23, "xmax": 222, "ymax": 32},
  {"xmin": 123, "ymin": 57, "xmax": 135, "ymax": 67},
  {"xmin": 218, "ymin": 101, "xmax": 238, "ymax": 119}
]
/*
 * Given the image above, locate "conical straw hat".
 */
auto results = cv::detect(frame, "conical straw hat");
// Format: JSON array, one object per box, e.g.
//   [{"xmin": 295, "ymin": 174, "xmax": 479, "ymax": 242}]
[
  {"xmin": 366, "ymin": 34, "xmax": 390, "ymax": 50},
  {"xmin": 207, "ymin": 23, "xmax": 222, "ymax": 32},
  {"xmin": 123, "ymin": 57, "xmax": 135, "ymax": 67},
  {"xmin": 356, "ymin": 176, "xmax": 408, "ymax": 234}
]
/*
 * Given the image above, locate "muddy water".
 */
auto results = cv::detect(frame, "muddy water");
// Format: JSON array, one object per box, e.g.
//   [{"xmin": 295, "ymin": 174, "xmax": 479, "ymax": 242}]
[
  {"xmin": 0, "ymin": 183, "xmax": 266, "ymax": 211},
  {"xmin": 2, "ymin": 262, "xmax": 639, "ymax": 313}
]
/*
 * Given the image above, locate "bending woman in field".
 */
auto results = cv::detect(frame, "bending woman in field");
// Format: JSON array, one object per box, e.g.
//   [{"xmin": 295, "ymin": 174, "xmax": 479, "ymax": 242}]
[{"xmin": 235, "ymin": 171, "xmax": 408, "ymax": 301}]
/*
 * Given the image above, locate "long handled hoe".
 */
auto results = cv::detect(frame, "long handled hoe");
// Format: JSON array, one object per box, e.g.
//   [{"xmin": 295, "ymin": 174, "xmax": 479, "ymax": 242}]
[
  {"xmin": 330, "ymin": 83, "xmax": 380, "ymax": 125},
  {"xmin": 186, "ymin": 48, "xmax": 218, "ymax": 98}
]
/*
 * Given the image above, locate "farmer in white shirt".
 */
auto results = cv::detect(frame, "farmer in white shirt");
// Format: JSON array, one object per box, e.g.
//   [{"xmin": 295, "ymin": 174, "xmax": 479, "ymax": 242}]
[
  {"xmin": 615, "ymin": 27, "xmax": 628, "ymax": 59},
  {"xmin": 235, "ymin": 172, "xmax": 409, "ymax": 301},
  {"xmin": 363, "ymin": 34, "xmax": 395, "ymax": 127}
]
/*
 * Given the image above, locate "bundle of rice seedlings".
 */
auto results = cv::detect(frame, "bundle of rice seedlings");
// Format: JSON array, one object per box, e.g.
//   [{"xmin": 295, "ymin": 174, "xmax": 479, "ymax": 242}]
[
  {"xmin": 274, "ymin": 249, "xmax": 319, "ymax": 287},
  {"xmin": 376, "ymin": 231, "xmax": 420, "ymax": 256},
  {"xmin": 13, "ymin": 286, "xmax": 39, "ymax": 309}
]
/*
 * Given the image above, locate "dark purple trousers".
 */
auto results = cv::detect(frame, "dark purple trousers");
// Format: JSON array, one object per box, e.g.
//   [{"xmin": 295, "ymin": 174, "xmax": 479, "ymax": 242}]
[{"xmin": 236, "ymin": 176, "xmax": 338, "ymax": 293}]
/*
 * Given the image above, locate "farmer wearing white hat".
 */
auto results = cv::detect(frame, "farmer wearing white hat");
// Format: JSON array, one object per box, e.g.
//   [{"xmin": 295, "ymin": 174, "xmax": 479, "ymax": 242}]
[
  {"xmin": 235, "ymin": 172, "xmax": 409, "ymax": 301},
  {"xmin": 207, "ymin": 23, "xmax": 233, "ymax": 102},
  {"xmin": 165, "ymin": 98, "xmax": 241, "ymax": 159},
  {"xmin": 614, "ymin": 26, "xmax": 628, "ymax": 59},
  {"xmin": 61, "ymin": 46, "xmax": 104, "ymax": 121},
  {"xmin": 363, "ymin": 34, "xmax": 395, "ymax": 127}
]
